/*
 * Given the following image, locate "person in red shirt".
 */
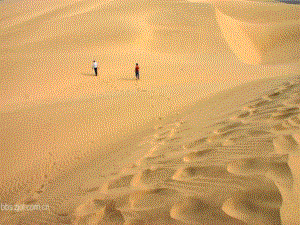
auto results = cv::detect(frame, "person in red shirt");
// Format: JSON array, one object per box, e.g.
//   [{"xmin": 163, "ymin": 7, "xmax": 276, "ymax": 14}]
[{"xmin": 135, "ymin": 63, "xmax": 140, "ymax": 80}]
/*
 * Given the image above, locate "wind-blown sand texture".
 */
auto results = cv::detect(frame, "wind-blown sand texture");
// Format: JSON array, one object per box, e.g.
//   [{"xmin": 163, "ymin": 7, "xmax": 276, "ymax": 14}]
[
  {"xmin": 188, "ymin": 0, "xmax": 300, "ymax": 65},
  {"xmin": 215, "ymin": 0, "xmax": 300, "ymax": 65},
  {"xmin": 3, "ymin": 75, "xmax": 300, "ymax": 225},
  {"xmin": 1, "ymin": 0, "xmax": 300, "ymax": 224}
]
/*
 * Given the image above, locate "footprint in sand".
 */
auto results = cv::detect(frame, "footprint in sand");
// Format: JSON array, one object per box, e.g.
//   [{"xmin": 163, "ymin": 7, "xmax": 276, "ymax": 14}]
[
  {"xmin": 156, "ymin": 137, "xmax": 167, "ymax": 142},
  {"xmin": 262, "ymin": 90, "xmax": 283, "ymax": 101},
  {"xmin": 283, "ymin": 93, "xmax": 300, "ymax": 107},
  {"xmin": 137, "ymin": 152, "xmax": 166, "ymax": 167},
  {"xmin": 172, "ymin": 166, "xmax": 203, "ymax": 181},
  {"xmin": 56, "ymin": 213, "xmax": 69, "ymax": 217},
  {"xmin": 182, "ymin": 149, "xmax": 214, "ymax": 162},
  {"xmin": 214, "ymin": 122, "xmax": 243, "ymax": 134},
  {"xmin": 230, "ymin": 110, "xmax": 251, "ymax": 121},
  {"xmin": 168, "ymin": 137, "xmax": 182, "ymax": 143},
  {"xmin": 18, "ymin": 193, "xmax": 40, "ymax": 206},
  {"xmin": 184, "ymin": 137, "xmax": 207, "ymax": 149},
  {"xmin": 288, "ymin": 114, "xmax": 300, "ymax": 127},
  {"xmin": 128, "ymin": 188, "xmax": 179, "ymax": 210},
  {"xmin": 35, "ymin": 183, "xmax": 45, "ymax": 194},
  {"xmin": 154, "ymin": 125, "xmax": 163, "ymax": 130},
  {"xmin": 23, "ymin": 198, "xmax": 39, "ymax": 205},
  {"xmin": 101, "ymin": 175, "xmax": 134, "ymax": 194},
  {"xmin": 207, "ymin": 129, "xmax": 247, "ymax": 145},
  {"xmin": 247, "ymin": 97, "xmax": 273, "ymax": 111},
  {"xmin": 288, "ymin": 85, "xmax": 300, "ymax": 95},
  {"xmin": 249, "ymin": 99, "xmax": 271, "ymax": 108},
  {"xmin": 269, "ymin": 107, "xmax": 300, "ymax": 122},
  {"xmin": 155, "ymin": 128, "xmax": 171, "ymax": 137},
  {"xmin": 18, "ymin": 180, "xmax": 49, "ymax": 205},
  {"xmin": 278, "ymin": 82, "xmax": 297, "ymax": 94},
  {"xmin": 174, "ymin": 123, "xmax": 192, "ymax": 133},
  {"xmin": 84, "ymin": 186, "xmax": 100, "ymax": 193},
  {"xmin": 173, "ymin": 165, "xmax": 235, "ymax": 181},
  {"xmin": 269, "ymin": 90, "xmax": 282, "ymax": 98},
  {"xmin": 248, "ymin": 130, "xmax": 271, "ymax": 137},
  {"xmin": 270, "ymin": 122, "xmax": 300, "ymax": 135},
  {"xmin": 131, "ymin": 168, "xmax": 175, "ymax": 189}
]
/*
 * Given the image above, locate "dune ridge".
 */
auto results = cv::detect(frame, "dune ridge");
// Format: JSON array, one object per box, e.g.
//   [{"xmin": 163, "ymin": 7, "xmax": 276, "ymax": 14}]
[
  {"xmin": 214, "ymin": 0, "xmax": 300, "ymax": 65},
  {"xmin": 1, "ymin": 0, "xmax": 300, "ymax": 224}
]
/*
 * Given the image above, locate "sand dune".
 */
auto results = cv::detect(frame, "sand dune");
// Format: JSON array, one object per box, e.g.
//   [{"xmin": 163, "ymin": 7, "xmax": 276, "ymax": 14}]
[
  {"xmin": 3, "ymin": 76, "xmax": 300, "ymax": 224},
  {"xmin": 2, "ymin": 0, "xmax": 299, "ymax": 108},
  {"xmin": 214, "ymin": 0, "xmax": 300, "ymax": 65},
  {"xmin": 69, "ymin": 76, "xmax": 300, "ymax": 225},
  {"xmin": 1, "ymin": 0, "xmax": 300, "ymax": 224}
]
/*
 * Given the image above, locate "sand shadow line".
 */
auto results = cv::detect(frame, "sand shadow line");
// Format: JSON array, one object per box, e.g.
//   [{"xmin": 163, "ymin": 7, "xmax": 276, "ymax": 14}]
[
  {"xmin": 81, "ymin": 73, "xmax": 96, "ymax": 77},
  {"xmin": 119, "ymin": 78, "xmax": 138, "ymax": 81}
]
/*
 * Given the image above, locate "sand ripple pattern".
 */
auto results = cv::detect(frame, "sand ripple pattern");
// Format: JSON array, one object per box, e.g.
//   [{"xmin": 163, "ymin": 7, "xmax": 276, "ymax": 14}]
[
  {"xmin": 3, "ymin": 80, "xmax": 300, "ymax": 224},
  {"xmin": 67, "ymin": 80, "xmax": 300, "ymax": 224}
]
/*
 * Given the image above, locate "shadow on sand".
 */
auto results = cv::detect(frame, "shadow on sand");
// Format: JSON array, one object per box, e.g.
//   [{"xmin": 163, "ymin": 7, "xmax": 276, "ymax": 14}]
[
  {"xmin": 81, "ymin": 73, "xmax": 96, "ymax": 77},
  {"xmin": 119, "ymin": 78, "xmax": 137, "ymax": 81}
]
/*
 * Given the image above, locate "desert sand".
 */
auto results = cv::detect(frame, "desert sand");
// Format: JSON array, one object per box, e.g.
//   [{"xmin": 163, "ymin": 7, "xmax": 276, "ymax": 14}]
[{"xmin": 0, "ymin": 0, "xmax": 300, "ymax": 224}]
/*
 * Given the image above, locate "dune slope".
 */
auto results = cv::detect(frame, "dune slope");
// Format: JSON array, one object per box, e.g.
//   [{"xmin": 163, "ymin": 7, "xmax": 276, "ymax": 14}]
[{"xmin": 1, "ymin": 0, "xmax": 300, "ymax": 224}]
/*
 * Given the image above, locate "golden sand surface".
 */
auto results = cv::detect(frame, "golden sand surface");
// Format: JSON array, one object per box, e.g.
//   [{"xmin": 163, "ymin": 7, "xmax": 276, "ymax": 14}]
[{"xmin": 0, "ymin": 0, "xmax": 300, "ymax": 224}]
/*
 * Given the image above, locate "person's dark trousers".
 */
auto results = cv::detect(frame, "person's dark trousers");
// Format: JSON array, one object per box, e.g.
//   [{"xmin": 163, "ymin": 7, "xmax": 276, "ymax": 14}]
[
  {"xmin": 94, "ymin": 68, "xmax": 98, "ymax": 76},
  {"xmin": 136, "ymin": 72, "xmax": 139, "ymax": 80}
]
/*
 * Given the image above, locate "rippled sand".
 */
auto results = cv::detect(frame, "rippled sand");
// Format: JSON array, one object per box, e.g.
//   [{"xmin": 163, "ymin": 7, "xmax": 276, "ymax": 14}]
[
  {"xmin": 1, "ymin": 0, "xmax": 300, "ymax": 224},
  {"xmin": 72, "ymin": 77, "xmax": 300, "ymax": 225},
  {"xmin": 3, "ymin": 75, "xmax": 300, "ymax": 224}
]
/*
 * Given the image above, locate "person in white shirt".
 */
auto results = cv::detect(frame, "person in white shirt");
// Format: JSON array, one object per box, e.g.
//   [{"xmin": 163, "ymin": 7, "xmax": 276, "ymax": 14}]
[{"xmin": 92, "ymin": 60, "xmax": 98, "ymax": 76}]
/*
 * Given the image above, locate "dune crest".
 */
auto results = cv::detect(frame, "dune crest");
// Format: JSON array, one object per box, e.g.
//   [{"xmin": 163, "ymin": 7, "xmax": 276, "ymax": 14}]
[{"xmin": 214, "ymin": 1, "xmax": 300, "ymax": 65}]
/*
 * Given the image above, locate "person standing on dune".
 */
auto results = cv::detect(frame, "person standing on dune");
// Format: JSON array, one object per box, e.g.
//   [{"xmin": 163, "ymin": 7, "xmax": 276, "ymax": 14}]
[
  {"xmin": 135, "ymin": 63, "xmax": 140, "ymax": 80},
  {"xmin": 92, "ymin": 60, "xmax": 98, "ymax": 76}
]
